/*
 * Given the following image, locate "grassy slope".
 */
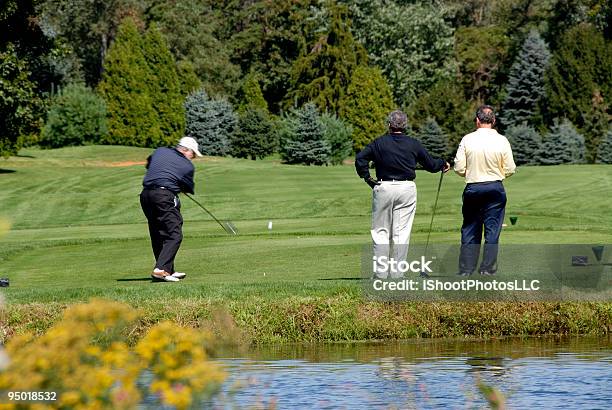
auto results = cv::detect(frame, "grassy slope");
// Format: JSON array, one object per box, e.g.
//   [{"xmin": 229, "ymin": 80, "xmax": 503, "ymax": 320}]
[{"xmin": 0, "ymin": 146, "xmax": 611, "ymax": 342}]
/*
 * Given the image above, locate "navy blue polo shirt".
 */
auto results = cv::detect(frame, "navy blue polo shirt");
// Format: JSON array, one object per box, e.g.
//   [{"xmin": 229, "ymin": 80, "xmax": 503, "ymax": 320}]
[
  {"xmin": 355, "ymin": 133, "xmax": 444, "ymax": 181},
  {"xmin": 142, "ymin": 147, "xmax": 195, "ymax": 194}
]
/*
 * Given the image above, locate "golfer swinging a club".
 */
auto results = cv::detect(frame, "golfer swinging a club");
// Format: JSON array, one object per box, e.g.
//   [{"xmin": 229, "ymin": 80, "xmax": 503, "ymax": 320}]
[
  {"xmin": 355, "ymin": 110, "xmax": 450, "ymax": 279},
  {"xmin": 454, "ymin": 105, "xmax": 516, "ymax": 276},
  {"xmin": 140, "ymin": 136, "xmax": 203, "ymax": 282}
]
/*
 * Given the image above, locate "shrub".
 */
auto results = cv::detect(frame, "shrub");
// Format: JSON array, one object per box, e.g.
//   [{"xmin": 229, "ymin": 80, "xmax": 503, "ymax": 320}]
[
  {"xmin": 41, "ymin": 83, "xmax": 108, "ymax": 148},
  {"xmin": 538, "ymin": 119, "xmax": 586, "ymax": 165},
  {"xmin": 185, "ymin": 89, "xmax": 236, "ymax": 156},
  {"xmin": 0, "ymin": 300, "xmax": 225, "ymax": 410},
  {"xmin": 505, "ymin": 124, "xmax": 541, "ymax": 166},
  {"xmin": 320, "ymin": 112, "xmax": 353, "ymax": 165},
  {"xmin": 230, "ymin": 108, "xmax": 276, "ymax": 160},
  {"xmin": 281, "ymin": 103, "xmax": 331, "ymax": 165}
]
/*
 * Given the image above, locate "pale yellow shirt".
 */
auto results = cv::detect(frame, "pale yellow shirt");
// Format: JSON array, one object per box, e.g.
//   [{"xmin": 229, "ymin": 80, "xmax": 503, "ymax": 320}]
[{"xmin": 453, "ymin": 128, "xmax": 516, "ymax": 183}]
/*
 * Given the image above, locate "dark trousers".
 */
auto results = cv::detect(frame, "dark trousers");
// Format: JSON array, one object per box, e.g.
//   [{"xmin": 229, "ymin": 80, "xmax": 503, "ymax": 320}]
[
  {"xmin": 459, "ymin": 181, "xmax": 507, "ymax": 274},
  {"xmin": 140, "ymin": 188, "xmax": 183, "ymax": 273}
]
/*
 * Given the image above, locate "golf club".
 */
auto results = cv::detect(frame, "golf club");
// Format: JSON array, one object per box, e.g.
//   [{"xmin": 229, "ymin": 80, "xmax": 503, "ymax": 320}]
[
  {"xmin": 184, "ymin": 194, "xmax": 238, "ymax": 235},
  {"xmin": 421, "ymin": 171, "xmax": 445, "ymax": 278}
]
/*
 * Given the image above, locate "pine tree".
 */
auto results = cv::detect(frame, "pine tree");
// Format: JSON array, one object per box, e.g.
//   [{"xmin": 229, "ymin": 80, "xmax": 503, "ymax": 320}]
[
  {"xmin": 505, "ymin": 124, "xmax": 541, "ymax": 166},
  {"xmin": 538, "ymin": 119, "xmax": 586, "ymax": 165},
  {"xmin": 500, "ymin": 29, "xmax": 551, "ymax": 129},
  {"xmin": 230, "ymin": 108, "xmax": 276, "ymax": 160},
  {"xmin": 339, "ymin": 65, "xmax": 395, "ymax": 151},
  {"xmin": 320, "ymin": 112, "xmax": 353, "ymax": 165},
  {"xmin": 597, "ymin": 129, "xmax": 612, "ymax": 164},
  {"xmin": 285, "ymin": 3, "xmax": 367, "ymax": 115},
  {"xmin": 142, "ymin": 24, "xmax": 184, "ymax": 146},
  {"xmin": 97, "ymin": 18, "xmax": 161, "ymax": 147},
  {"xmin": 418, "ymin": 118, "xmax": 448, "ymax": 159},
  {"xmin": 546, "ymin": 24, "xmax": 612, "ymax": 162},
  {"xmin": 281, "ymin": 103, "xmax": 331, "ymax": 165},
  {"xmin": 184, "ymin": 89, "xmax": 236, "ymax": 156}
]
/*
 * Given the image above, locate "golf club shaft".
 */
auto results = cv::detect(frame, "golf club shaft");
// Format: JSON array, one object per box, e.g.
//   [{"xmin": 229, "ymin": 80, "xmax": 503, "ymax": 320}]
[
  {"xmin": 424, "ymin": 171, "xmax": 444, "ymax": 256},
  {"xmin": 184, "ymin": 193, "xmax": 226, "ymax": 231}
]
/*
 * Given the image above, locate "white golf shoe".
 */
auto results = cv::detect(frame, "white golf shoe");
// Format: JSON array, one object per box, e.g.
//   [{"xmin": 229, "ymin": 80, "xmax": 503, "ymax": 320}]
[
  {"xmin": 151, "ymin": 269, "xmax": 180, "ymax": 282},
  {"xmin": 171, "ymin": 272, "xmax": 186, "ymax": 279}
]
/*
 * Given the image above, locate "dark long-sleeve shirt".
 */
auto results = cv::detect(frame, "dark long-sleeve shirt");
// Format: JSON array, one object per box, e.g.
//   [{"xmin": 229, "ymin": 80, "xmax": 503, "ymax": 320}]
[
  {"xmin": 143, "ymin": 147, "xmax": 195, "ymax": 194},
  {"xmin": 355, "ymin": 133, "xmax": 445, "ymax": 181}
]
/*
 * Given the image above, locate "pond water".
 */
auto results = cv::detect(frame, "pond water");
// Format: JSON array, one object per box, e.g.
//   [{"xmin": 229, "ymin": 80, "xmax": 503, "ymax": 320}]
[{"xmin": 211, "ymin": 337, "xmax": 611, "ymax": 409}]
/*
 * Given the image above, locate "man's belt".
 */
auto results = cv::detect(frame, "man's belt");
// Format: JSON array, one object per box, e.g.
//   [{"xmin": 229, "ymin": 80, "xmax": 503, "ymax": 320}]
[
  {"xmin": 379, "ymin": 178, "xmax": 413, "ymax": 182},
  {"xmin": 466, "ymin": 180, "xmax": 502, "ymax": 186},
  {"xmin": 144, "ymin": 185, "xmax": 178, "ymax": 193}
]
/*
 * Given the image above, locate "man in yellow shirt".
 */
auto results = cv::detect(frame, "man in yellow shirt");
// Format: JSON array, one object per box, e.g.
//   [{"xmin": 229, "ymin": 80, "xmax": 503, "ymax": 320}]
[{"xmin": 454, "ymin": 105, "xmax": 516, "ymax": 276}]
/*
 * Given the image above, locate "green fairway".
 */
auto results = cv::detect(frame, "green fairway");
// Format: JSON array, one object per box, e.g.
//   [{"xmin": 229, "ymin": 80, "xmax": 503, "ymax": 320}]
[
  {"xmin": 1, "ymin": 145, "xmax": 610, "ymax": 301},
  {"xmin": 1, "ymin": 146, "xmax": 611, "ymax": 341}
]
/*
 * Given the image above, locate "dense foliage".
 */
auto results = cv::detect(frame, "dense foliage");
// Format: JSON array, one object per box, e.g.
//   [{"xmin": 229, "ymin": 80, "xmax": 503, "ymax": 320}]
[{"xmin": 1, "ymin": 0, "xmax": 610, "ymax": 163}]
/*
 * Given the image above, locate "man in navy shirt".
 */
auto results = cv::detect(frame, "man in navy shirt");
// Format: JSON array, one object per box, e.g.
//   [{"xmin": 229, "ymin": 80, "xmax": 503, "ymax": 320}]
[
  {"xmin": 355, "ymin": 111, "xmax": 449, "ymax": 278},
  {"xmin": 140, "ymin": 136, "xmax": 202, "ymax": 282}
]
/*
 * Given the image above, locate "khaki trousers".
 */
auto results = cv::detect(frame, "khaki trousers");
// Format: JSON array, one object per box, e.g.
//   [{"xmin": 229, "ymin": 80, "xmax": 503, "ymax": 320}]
[{"xmin": 371, "ymin": 181, "xmax": 417, "ymax": 278}]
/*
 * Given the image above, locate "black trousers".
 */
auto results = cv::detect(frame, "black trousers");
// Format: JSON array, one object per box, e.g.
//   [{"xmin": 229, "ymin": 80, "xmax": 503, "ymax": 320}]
[
  {"xmin": 459, "ymin": 181, "xmax": 507, "ymax": 274},
  {"xmin": 140, "ymin": 188, "xmax": 183, "ymax": 273}
]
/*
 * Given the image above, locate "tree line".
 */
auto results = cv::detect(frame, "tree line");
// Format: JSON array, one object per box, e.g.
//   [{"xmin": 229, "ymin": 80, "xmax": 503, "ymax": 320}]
[{"xmin": 1, "ymin": 0, "xmax": 611, "ymax": 164}]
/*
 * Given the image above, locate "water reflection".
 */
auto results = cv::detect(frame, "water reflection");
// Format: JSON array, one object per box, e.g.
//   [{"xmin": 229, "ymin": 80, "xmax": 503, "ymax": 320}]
[{"xmin": 212, "ymin": 337, "xmax": 611, "ymax": 409}]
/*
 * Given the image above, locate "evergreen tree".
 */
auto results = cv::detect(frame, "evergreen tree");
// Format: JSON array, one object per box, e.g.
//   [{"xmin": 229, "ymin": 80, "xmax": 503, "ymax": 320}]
[
  {"xmin": 320, "ymin": 112, "xmax": 353, "ymax": 165},
  {"xmin": 286, "ymin": 4, "xmax": 367, "ymax": 114},
  {"xmin": 185, "ymin": 89, "xmax": 236, "ymax": 156},
  {"xmin": 41, "ymin": 83, "xmax": 108, "ymax": 148},
  {"xmin": 142, "ymin": 25, "xmax": 184, "ymax": 146},
  {"xmin": 418, "ymin": 118, "xmax": 448, "ymax": 159},
  {"xmin": 97, "ymin": 18, "xmax": 161, "ymax": 147},
  {"xmin": 230, "ymin": 108, "xmax": 275, "ymax": 160},
  {"xmin": 500, "ymin": 29, "xmax": 551, "ymax": 130},
  {"xmin": 505, "ymin": 124, "xmax": 541, "ymax": 166},
  {"xmin": 538, "ymin": 119, "xmax": 586, "ymax": 165},
  {"xmin": 408, "ymin": 79, "xmax": 474, "ymax": 155},
  {"xmin": 546, "ymin": 24, "xmax": 612, "ymax": 162},
  {"xmin": 236, "ymin": 73, "xmax": 268, "ymax": 113},
  {"xmin": 339, "ymin": 65, "xmax": 395, "ymax": 151},
  {"xmin": 597, "ymin": 129, "xmax": 612, "ymax": 164},
  {"xmin": 281, "ymin": 103, "xmax": 331, "ymax": 165}
]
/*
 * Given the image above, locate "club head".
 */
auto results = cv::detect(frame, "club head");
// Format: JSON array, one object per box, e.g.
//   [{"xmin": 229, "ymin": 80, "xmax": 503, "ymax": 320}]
[{"xmin": 223, "ymin": 222, "xmax": 238, "ymax": 235}]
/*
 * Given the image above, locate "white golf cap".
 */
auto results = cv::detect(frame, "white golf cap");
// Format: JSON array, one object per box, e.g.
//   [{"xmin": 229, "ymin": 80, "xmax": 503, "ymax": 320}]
[{"xmin": 178, "ymin": 136, "xmax": 203, "ymax": 157}]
